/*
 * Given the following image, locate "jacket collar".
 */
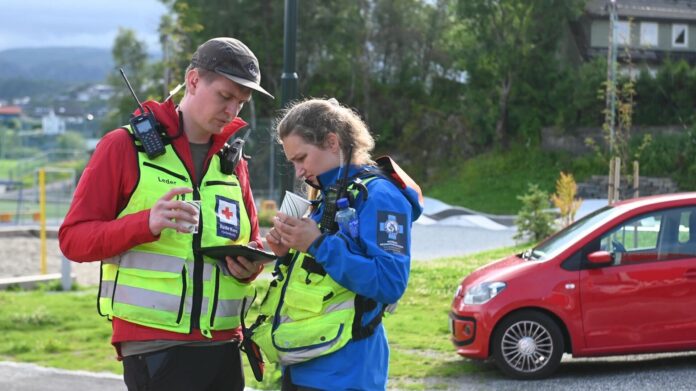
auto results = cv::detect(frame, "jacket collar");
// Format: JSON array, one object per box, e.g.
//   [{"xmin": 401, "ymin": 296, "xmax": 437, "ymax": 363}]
[
  {"xmin": 140, "ymin": 99, "xmax": 248, "ymax": 156},
  {"xmin": 315, "ymin": 165, "xmax": 364, "ymax": 191}
]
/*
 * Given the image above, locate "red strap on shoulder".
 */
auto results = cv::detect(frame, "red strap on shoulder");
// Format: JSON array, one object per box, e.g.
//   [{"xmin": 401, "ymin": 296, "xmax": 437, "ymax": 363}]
[{"xmin": 375, "ymin": 156, "xmax": 424, "ymax": 206}]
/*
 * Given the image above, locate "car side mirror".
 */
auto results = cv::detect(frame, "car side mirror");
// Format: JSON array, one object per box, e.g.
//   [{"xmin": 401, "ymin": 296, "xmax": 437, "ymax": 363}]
[{"xmin": 587, "ymin": 250, "xmax": 613, "ymax": 265}]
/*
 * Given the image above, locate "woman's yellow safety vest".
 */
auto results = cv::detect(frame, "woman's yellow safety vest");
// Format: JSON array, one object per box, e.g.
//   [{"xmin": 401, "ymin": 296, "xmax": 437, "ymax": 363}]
[
  {"xmin": 98, "ymin": 127, "xmax": 254, "ymax": 337},
  {"xmin": 251, "ymin": 177, "xmax": 387, "ymax": 366}
]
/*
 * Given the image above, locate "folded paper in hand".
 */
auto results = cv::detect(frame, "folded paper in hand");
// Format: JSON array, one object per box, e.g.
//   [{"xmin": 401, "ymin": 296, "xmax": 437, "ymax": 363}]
[{"xmin": 279, "ymin": 191, "xmax": 311, "ymax": 218}]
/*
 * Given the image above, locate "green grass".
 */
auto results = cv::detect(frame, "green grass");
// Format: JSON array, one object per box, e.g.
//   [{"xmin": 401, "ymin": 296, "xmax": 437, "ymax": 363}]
[
  {"xmin": 0, "ymin": 245, "xmax": 527, "ymax": 389},
  {"xmin": 0, "ymin": 288, "xmax": 119, "ymax": 373},
  {"xmin": 425, "ymin": 147, "xmax": 603, "ymax": 215},
  {"xmin": 383, "ymin": 244, "xmax": 528, "ymax": 390}
]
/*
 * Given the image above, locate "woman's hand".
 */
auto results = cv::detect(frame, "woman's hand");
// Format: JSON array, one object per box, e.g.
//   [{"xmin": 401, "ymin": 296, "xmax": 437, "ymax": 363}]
[
  {"xmin": 265, "ymin": 225, "xmax": 290, "ymax": 257},
  {"xmin": 273, "ymin": 212, "xmax": 321, "ymax": 253}
]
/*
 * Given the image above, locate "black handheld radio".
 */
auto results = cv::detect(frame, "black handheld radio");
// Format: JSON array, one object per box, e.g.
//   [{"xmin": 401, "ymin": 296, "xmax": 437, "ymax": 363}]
[
  {"xmin": 319, "ymin": 145, "xmax": 353, "ymax": 234},
  {"xmin": 119, "ymin": 68, "xmax": 166, "ymax": 159}
]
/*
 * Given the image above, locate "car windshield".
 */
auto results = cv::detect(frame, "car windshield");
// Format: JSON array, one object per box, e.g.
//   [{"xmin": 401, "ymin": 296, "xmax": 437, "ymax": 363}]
[{"xmin": 529, "ymin": 205, "xmax": 623, "ymax": 261}]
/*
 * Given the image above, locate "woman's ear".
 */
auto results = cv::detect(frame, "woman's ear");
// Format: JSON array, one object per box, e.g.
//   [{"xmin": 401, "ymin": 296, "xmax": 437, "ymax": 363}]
[{"xmin": 326, "ymin": 133, "xmax": 340, "ymax": 152}]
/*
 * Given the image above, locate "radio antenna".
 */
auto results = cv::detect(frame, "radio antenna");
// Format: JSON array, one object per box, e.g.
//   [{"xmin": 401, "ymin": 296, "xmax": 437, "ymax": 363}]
[{"xmin": 119, "ymin": 68, "xmax": 146, "ymax": 113}]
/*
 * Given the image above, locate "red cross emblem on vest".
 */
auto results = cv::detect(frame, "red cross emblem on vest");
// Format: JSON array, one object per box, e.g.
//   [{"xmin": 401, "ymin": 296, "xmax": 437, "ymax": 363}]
[{"xmin": 221, "ymin": 206, "xmax": 234, "ymax": 220}]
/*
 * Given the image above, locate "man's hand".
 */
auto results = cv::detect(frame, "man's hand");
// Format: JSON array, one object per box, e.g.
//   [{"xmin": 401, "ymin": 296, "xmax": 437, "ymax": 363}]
[
  {"xmin": 273, "ymin": 212, "xmax": 321, "ymax": 253},
  {"xmin": 148, "ymin": 187, "xmax": 199, "ymax": 236},
  {"xmin": 225, "ymin": 254, "xmax": 263, "ymax": 281}
]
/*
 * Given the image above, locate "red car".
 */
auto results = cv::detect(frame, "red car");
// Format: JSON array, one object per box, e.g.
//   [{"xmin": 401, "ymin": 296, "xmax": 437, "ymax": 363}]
[{"xmin": 450, "ymin": 193, "xmax": 696, "ymax": 379}]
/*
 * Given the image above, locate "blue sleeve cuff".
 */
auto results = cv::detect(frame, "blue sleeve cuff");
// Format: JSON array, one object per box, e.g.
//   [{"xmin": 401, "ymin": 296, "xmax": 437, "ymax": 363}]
[{"xmin": 308, "ymin": 232, "xmax": 329, "ymax": 255}]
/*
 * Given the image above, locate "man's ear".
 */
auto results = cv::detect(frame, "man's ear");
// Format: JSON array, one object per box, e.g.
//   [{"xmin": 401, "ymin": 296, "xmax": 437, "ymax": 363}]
[{"xmin": 186, "ymin": 69, "xmax": 199, "ymax": 94}]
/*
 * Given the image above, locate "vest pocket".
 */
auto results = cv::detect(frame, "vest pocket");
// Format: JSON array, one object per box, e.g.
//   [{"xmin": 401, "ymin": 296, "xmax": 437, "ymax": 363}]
[
  {"xmin": 272, "ymin": 315, "xmax": 346, "ymax": 365},
  {"xmin": 251, "ymin": 322, "xmax": 280, "ymax": 363},
  {"xmin": 111, "ymin": 265, "xmax": 187, "ymax": 327},
  {"xmin": 283, "ymin": 283, "xmax": 334, "ymax": 321}
]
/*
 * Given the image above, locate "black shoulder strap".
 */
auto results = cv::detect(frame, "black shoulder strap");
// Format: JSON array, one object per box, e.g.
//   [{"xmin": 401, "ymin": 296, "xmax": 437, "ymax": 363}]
[{"xmin": 352, "ymin": 295, "xmax": 387, "ymax": 340}]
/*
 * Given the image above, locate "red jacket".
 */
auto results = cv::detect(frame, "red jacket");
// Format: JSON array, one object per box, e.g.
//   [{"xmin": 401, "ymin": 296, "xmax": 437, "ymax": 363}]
[{"xmin": 59, "ymin": 99, "xmax": 262, "ymax": 351}]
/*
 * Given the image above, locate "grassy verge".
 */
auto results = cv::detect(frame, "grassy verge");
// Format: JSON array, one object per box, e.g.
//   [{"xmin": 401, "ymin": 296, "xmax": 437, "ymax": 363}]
[
  {"xmin": 425, "ymin": 146, "xmax": 602, "ymax": 214},
  {"xmin": 0, "ymin": 244, "xmax": 527, "ymax": 389}
]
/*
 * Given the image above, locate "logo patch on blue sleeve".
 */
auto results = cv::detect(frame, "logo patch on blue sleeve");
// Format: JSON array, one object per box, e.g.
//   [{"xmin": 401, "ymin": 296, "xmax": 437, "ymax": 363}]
[
  {"xmin": 216, "ymin": 196, "xmax": 240, "ymax": 240},
  {"xmin": 377, "ymin": 211, "xmax": 406, "ymax": 254}
]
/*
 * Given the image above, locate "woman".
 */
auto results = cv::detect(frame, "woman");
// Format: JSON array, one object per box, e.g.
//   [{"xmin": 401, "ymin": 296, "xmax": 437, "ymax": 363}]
[{"xmin": 250, "ymin": 98, "xmax": 423, "ymax": 390}]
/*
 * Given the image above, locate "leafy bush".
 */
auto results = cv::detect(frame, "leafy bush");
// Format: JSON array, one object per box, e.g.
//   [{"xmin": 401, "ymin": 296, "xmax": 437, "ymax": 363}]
[
  {"xmin": 258, "ymin": 208, "xmax": 277, "ymax": 228},
  {"xmin": 551, "ymin": 172, "xmax": 582, "ymax": 227},
  {"xmin": 515, "ymin": 184, "xmax": 555, "ymax": 242}
]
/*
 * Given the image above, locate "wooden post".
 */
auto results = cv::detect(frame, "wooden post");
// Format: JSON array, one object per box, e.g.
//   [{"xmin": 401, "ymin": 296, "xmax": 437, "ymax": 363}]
[
  {"xmin": 608, "ymin": 157, "xmax": 615, "ymax": 204},
  {"xmin": 39, "ymin": 168, "xmax": 47, "ymax": 275},
  {"xmin": 633, "ymin": 160, "xmax": 639, "ymax": 198},
  {"xmin": 613, "ymin": 157, "xmax": 621, "ymax": 202}
]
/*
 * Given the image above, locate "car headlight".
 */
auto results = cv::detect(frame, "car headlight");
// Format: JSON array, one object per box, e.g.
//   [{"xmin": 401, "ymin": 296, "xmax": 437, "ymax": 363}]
[
  {"xmin": 453, "ymin": 285, "xmax": 463, "ymax": 300},
  {"xmin": 463, "ymin": 281, "xmax": 507, "ymax": 305}
]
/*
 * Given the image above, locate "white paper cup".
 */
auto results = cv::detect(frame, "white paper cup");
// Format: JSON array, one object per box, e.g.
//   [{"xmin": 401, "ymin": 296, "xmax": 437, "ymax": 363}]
[
  {"xmin": 180, "ymin": 200, "xmax": 201, "ymax": 233},
  {"xmin": 279, "ymin": 191, "xmax": 311, "ymax": 218}
]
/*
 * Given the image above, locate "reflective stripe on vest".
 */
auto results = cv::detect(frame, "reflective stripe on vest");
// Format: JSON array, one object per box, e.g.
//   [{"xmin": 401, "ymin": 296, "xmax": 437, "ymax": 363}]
[{"xmin": 278, "ymin": 299, "xmax": 354, "ymax": 325}]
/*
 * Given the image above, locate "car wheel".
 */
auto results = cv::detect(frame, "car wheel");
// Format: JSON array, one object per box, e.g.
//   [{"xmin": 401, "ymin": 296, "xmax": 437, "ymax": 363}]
[{"xmin": 491, "ymin": 310, "xmax": 564, "ymax": 380}]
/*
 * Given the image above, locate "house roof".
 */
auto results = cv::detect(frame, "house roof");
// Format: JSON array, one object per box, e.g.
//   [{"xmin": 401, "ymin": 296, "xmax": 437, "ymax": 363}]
[
  {"xmin": 0, "ymin": 105, "xmax": 22, "ymax": 115},
  {"xmin": 586, "ymin": 0, "xmax": 696, "ymax": 21}
]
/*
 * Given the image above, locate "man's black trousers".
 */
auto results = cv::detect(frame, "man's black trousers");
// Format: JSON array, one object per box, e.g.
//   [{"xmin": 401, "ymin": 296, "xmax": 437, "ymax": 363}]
[{"xmin": 123, "ymin": 342, "xmax": 244, "ymax": 391}]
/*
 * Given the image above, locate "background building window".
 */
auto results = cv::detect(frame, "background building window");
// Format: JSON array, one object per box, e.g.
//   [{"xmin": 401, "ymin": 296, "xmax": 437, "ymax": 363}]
[
  {"xmin": 615, "ymin": 21, "xmax": 631, "ymax": 46},
  {"xmin": 672, "ymin": 24, "xmax": 688, "ymax": 48},
  {"xmin": 640, "ymin": 22, "xmax": 658, "ymax": 47}
]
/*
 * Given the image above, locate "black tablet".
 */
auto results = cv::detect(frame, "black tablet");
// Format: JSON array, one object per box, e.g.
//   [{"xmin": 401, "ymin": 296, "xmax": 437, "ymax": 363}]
[{"xmin": 197, "ymin": 245, "xmax": 277, "ymax": 264}]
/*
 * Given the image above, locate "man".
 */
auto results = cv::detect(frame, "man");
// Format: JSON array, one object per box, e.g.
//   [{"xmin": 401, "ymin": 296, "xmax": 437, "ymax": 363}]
[{"xmin": 59, "ymin": 37, "xmax": 274, "ymax": 391}]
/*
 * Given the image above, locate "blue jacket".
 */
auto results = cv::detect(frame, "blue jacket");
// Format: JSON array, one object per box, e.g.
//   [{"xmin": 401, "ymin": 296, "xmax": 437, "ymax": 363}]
[{"xmin": 287, "ymin": 164, "xmax": 423, "ymax": 390}]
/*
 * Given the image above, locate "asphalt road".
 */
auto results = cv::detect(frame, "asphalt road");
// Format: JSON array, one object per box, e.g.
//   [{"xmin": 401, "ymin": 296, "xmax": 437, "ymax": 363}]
[
  {"xmin": 410, "ymin": 223, "xmax": 517, "ymax": 261},
  {"xmin": 443, "ymin": 352, "xmax": 696, "ymax": 391}
]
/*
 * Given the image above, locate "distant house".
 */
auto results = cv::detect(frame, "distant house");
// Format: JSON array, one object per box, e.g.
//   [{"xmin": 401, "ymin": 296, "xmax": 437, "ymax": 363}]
[
  {"xmin": 76, "ymin": 84, "xmax": 114, "ymax": 102},
  {"xmin": 42, "ymin": 109, "xmax": 66, "ymax": 135},
  {"xmin": 0, "ymin": 105, "xmax": 22, "ymax": 121},
  {"xmin": 570, "ymin": 0, "xmax": 696, "ymax": 72}
]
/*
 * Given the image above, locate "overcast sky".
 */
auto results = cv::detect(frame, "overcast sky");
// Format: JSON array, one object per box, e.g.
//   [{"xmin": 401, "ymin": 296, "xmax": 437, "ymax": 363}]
[{"xmin": 0, "ymin": 0, "xmax": 167, "ymax": 52}]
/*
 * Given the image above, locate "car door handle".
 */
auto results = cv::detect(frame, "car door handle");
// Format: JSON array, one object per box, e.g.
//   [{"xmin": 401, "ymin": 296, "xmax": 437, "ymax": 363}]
[{"xmin": 685, "ymin": 269, "xmax": 696, "ymax": 280}]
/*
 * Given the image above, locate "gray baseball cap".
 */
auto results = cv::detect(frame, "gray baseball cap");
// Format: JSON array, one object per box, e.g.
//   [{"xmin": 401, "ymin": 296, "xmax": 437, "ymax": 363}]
[{"xmin": 191, "ymin": 37, "xmax": 274, "ymax": 99}]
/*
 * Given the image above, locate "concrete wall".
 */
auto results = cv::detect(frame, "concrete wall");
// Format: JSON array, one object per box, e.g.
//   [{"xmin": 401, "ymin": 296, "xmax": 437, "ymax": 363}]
[{"xmin": 541, "ymin": 125, "xmax": 686, "ymax": 155}]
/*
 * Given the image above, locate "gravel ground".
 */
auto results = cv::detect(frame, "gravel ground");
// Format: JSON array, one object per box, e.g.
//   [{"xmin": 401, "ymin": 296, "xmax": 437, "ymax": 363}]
[{"xmin": 0, "ymin": 232, "xmax": 100, "ymax": 287}]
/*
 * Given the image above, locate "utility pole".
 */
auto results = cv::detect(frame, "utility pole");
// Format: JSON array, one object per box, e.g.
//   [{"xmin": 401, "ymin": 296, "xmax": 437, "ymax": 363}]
[
  {"xmin": 606, "ymin": 0, "xmax": 618, "ymax": 155},
  {"xmin": 605, "ymin": 0, "xmax": 619, "ymax": 203},
  {"xmin": 277, "ymin": 0, "xmax": 299, "ymax": 200}
]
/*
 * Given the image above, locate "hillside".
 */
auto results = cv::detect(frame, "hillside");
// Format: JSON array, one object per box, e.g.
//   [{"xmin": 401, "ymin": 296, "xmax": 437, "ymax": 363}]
[
  {"xmin": 0, "ymin": 47, "xmax": 113, "ymax": 100},
  {"xmin": 0, "ymin": 47, "xmax": 113, "ymax": 82},
  {"xmin": 424, "ymin": 147, "xmax": 604, "ymax": 215}
]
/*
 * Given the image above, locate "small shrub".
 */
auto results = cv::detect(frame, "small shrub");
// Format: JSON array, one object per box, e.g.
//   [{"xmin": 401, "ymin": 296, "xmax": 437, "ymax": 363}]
[
  {"xmin": 258, "ymin": 209, "xmax": 277, "ymax": 227},
  {"xmin": 551, "ymin": 172, "xmax": 582, "ymax": 227},
  {"xmin": 515, "ymin": 184, "xmax": 555, "ymax": 242}
]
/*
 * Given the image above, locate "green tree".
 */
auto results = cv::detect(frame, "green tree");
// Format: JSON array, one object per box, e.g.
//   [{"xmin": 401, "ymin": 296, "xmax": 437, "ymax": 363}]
[
  {"xmin": 57, "ymin": 131, "xmax": 87, "ymax": 152},
  {"xmin": 514, "ymin": 184, "xmax": 555, "ymax": 242},
  {"xmin": 103, "ymin": 28, "xmax": 150, "ymax": 133},
  {"xmin": 456, "ymin": 0, "xmax": 585, "ymax": 147}
]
